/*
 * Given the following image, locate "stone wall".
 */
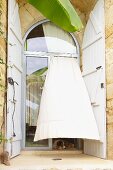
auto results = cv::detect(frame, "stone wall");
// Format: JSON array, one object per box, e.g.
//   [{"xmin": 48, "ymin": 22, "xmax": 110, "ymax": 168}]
[
  {"xmin": 0, "ymin": 0, "xmax": 7, "ymax": 154},
  {"xmin": 18, "ymin": 2, "xmax": 86, "ymax": 151},
  {"xmin": 0, "ymin": 0, "xmax": 113, "ymax": 161},
  {"xmin": 105, "ymin": 0, "xmax": 113, "ymax": 160}
]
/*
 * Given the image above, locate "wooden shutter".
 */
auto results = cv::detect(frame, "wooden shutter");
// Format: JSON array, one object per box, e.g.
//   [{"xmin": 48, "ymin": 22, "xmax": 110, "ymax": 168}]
[
  {"xmin": 82, "ymin": 0, "xmax": 106, "ymax": 158},
  {"xmin": 7, "ymin": 0, "xmax": 23, "ymax": 158}
]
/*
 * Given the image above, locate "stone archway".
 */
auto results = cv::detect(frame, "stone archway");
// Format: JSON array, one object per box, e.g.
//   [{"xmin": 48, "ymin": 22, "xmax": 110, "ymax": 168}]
[{"xmin": 4, "ymin": 0, "xmax": 113, "ymax": 160}]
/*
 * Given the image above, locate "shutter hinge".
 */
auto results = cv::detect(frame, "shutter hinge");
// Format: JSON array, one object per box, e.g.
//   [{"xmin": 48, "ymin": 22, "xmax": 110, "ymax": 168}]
[
  {"xmin": 96, "ymin": 66, "xmax": 103, "ymax": 70},
  {"xmin": 101, "ymin": 83, "xmax": 104, "ymax": 88}
]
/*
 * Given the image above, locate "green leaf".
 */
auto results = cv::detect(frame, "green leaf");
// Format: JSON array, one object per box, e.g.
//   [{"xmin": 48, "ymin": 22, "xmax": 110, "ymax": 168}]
[
  {"xmin": 32, "ymin": 67, "xmax": 48, "ymax": 77},
  {"xmin": 0, "ymin": 57, "xmax": 5, "ymax": 64},
  {"xmin": 27, "ymin": 0, "xmax": 83, "ymax": 32}
]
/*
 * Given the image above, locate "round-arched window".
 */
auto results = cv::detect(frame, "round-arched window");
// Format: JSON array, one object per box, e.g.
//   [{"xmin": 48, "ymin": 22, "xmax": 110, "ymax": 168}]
[{"xmin": 25, "ymin": 21, "xmax": 79, "ymax": 56}]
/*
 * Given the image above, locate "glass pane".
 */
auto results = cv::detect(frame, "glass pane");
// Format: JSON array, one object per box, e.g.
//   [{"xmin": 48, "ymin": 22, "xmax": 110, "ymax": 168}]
[
  {"xmin": 26, "ymin": 57, "xmax": 48, "ymax": 147},
  {"xmin": 26, "ymin": 37, "xmax": 76, "ymax": 54},
  {"xmin": 25, "ymin": 22, "xmax": 77, "ymax": 54}
]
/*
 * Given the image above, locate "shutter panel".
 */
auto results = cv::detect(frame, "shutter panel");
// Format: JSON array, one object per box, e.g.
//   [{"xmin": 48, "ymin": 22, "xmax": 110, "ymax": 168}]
[
  {"xmin": 82, "ymin": 0, "xmax": 106, "ymax": 158},
  {"xmin": 7, "ymin": 0, "xmax": 22, "ymax": 158}
]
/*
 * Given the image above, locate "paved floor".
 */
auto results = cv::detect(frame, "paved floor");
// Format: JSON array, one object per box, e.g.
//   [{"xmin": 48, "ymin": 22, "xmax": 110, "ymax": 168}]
[{"xmin": 1, "ymin": 151, "xmax": 113, "ymax": 170}]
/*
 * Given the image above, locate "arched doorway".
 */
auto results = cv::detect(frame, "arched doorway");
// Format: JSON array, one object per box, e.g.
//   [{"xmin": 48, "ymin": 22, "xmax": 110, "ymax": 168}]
[
  {"xmin": 7, "ymin": 0, "xmax": 106, "ymax": 159},
  {"xmin": 22, "ymin": 20, "xmax": 82, "ymax": 150}
]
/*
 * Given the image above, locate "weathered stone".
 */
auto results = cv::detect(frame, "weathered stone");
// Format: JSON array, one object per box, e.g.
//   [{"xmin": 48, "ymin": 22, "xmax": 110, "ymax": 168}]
[
  {"xmin": 107, "ymin": 114, "xmax": 113, "ymax": 124},
  {"xmin": 106, "ymin": 63, "xmax": 113, "ymax": 84},
  {"xmin": 19, "ymin": 5, "xmax": 45, "ymax": 37},
  {"xmin": 105, "ymin": 2, "xmax": 113, "ymax": 38},
  {"xmin": 19, "ymin": 6, "xmax": 35, "ymax": 37},
  {"xmin": 106, "ymin": 49, "xmax": 113, "ymax": 66},
  {"xmin": 24, "ymin": 3, "xmax": 43, "ymax": 21},
  {"xmin": 71, "ymin": 0, "xmax": 97, "ymax": 13},
  {"xmin": 1, "ymin": 0, "xmax": 113, "ymax": 161},
  {"xmin": 107, "ymin": 83, "xmax": 113, "ymax": 100},
  {"xmin": 106, "ymin": 33, "xmax": 113, "ymax": 48},
  {"xmin": 107, "ymin": 99, "xmax": 113, "ymax": 108},
  {"xmin": 105, "ymin": 0, "xmax": 113, "ymax": 9},
  {"xmin": 0, "ymin": 0, "xmax": 7, "ymax": 157},
  {"xmin": 105, "ymin": 0, "xmax": 113, "ymax": 160},
  {"xmin": 107, "ymin": 124, "xmax": 113, "ymax": 159}
]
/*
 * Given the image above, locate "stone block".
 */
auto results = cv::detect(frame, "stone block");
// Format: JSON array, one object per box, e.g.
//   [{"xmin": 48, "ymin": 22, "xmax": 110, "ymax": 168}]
[
  {"xmin": 24, "ymin": 3, "xmax": 44, "ymax": 21},
  {"xmin": 107, "ymin": 114, "xmax": 113, "ymax": 124},
  {"xmin": 106, "ymin": 63, "xmax": 113, "ymax": 84},
  {"xmin": 106, "ymin": 48, "xmax": 113, "ymax": 66},
  {"xmin": 0, "ymin": 0, "xmax": 7, "ymax": 156},
  {"xmin": 19, "ymin": 6, "xmax": 35, "ymax": 37},
  {"xmin": 107, "ymin": 124, "xmax": 113, "ymax": 159},
  {"xmin": 106, "ymin": 33, "xmax": 113, "ymax": 49},
  {"xmin": 107, "ymin": 99, "xmax": 113, "ymax": 108},
  {"xmin": 105, "ymin": 0, "xmax": 113, "ymax": 10},
  {"xmin": 107, "ymin": 83, "xmax": 113, "ymax": 100},
  {"xmin": 105, "ymin": 2, "xmax": 113, "ymax": 38}
]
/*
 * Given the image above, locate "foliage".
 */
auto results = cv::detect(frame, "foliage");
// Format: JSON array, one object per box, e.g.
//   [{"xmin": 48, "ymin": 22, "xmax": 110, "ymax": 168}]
[
  {"xmin": 0, "ymin": 132, "xmax": 12, "ymax": 144},
  {"xmin": 27, "ymin": 67, "xmax": 48, "ymax": 87},
  {"xmin": 27, "ymin": 0, "xmax": 83, "ymax": 32},
  {"xmin": 0, "ymin": 132, "xmax": 6, "ymax": 144},
  {"xmin": 32, "ymin": 67, "xmax": 48, "ymax": 77},
  {"xmin": 0, "ymin": 58, "xmax": 5, "ymax": 64}
]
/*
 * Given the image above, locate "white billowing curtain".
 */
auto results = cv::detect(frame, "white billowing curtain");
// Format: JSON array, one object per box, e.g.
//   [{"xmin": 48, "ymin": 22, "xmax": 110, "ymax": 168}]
[
  {"xmin": 34, "ymin": 57, "xmax": 100, "ymax": 141},
  {"xmin": 43, "ymin": 22, "xmax": 76, "ymax": 49},
  {"xmin": 42, "ymin": 22, "xmax": 78, "ymax": 58},
  {"xmin": 34, "ymin": 22, "xmax": 100, "ymax": 141}
]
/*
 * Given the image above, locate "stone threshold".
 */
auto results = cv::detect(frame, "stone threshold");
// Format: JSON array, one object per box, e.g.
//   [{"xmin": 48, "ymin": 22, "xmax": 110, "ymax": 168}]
[{"xmin": 21, "ymin": 150, "xmax": 83, "ymax": 156}]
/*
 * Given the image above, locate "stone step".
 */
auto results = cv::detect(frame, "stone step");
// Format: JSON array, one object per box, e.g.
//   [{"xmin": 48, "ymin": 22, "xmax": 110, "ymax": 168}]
[{"xmin": 21, "ymin": 149, "xmax": 83, "ymax": 156}]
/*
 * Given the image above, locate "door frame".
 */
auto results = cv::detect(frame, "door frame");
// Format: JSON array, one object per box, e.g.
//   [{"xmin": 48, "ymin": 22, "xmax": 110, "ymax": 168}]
[
  {"xmin": 21, "ymin": 19, "xmax": 80, "ymax": 150},
  {"xmin": 22, "ymin": 52, "xmax": 53, "ymax": 150},
  {"xmin": 22, "ymin": 51, "xmax": 79, "ymax": 150}
]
